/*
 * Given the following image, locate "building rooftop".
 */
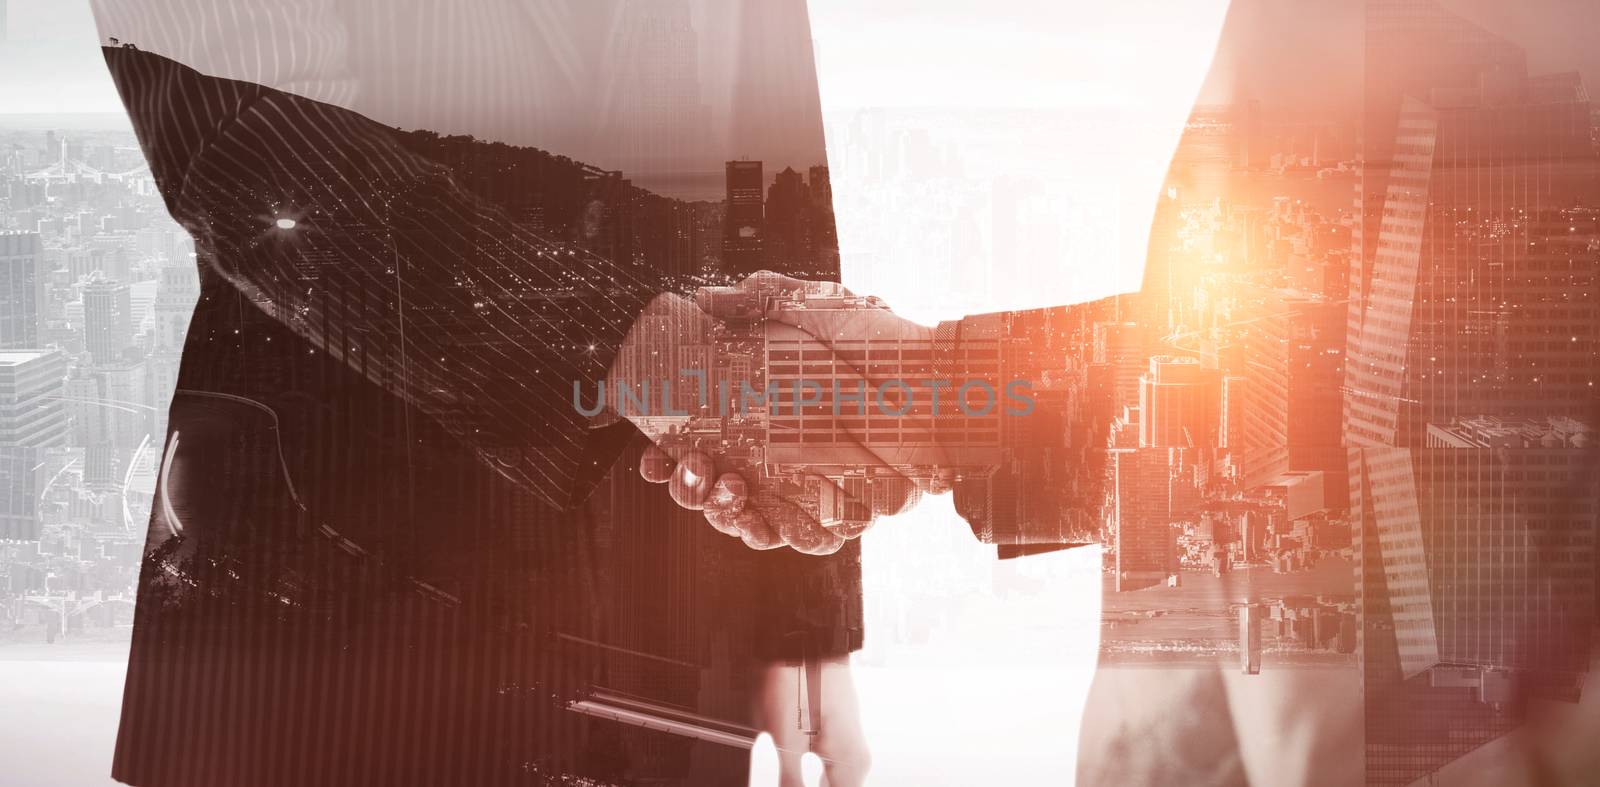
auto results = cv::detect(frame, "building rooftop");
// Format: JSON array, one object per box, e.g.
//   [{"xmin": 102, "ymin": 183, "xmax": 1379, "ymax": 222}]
[{"xmin": 0, "ymin": 350, "xmax": 57, "ymax": 367}]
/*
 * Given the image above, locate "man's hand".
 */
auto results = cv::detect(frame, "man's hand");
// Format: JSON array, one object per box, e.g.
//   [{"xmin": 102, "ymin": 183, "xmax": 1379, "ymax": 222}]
[{"xmin": 602, "ymin": 274, "xmax": 938, "ymax": 554}]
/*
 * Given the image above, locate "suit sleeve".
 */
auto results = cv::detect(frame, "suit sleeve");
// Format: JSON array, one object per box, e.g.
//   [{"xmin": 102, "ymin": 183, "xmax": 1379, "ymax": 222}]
[
  {"xmin": 937, "ymin": 300, "xmax": 1119, "ymax": 553},
  {"xmin": 102, "ymin": 45, "xmax": 663, "ymax": 511}
]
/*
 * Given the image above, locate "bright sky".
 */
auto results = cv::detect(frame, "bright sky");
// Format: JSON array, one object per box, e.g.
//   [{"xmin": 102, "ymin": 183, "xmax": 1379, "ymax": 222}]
[
  {"xmin": 811, "ymin": 0, "xmax": 1233, "ymax": 319},
  {"xmin": 0, "ymin": 0, "xmax": 125, "ymax": 115}
]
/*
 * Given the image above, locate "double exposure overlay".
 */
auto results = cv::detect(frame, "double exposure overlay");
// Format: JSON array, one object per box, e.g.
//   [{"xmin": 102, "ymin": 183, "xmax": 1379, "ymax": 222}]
[{"xmin": 0, "ymin": 0, "xmax": 1596, "ymax": 784}]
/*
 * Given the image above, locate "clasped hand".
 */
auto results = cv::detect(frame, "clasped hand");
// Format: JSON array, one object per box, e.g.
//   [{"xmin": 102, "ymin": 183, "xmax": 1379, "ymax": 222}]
[{"xmin": 602, "ymin": 272, "xmax": 952, "ymax": 554}]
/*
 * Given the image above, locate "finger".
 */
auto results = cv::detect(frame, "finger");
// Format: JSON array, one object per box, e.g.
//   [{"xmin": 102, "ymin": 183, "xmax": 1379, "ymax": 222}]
[
  {"xmin": 822, "ymin": 519, "xmax": 873, "ymax": 541},
  {"xmin": 702, "ymin": 473, "xmax": 750, "ymax": 537},
  {"xmin": 639, "ymin": 444, "xmax": 674, "ymax": 483},
  {"xmin": 702, "ymin": 508, "xmax": 744, "ymax": 538},
  {"xmin": 707, "ymin": 473, "xmax": 781, "ymax": 549},
  {"xmin": 706, "ymin": 473, "xmax": 749, "ymax": 511},
  {"xmin": 757, "ymin": 495, "xmax": 845, "ymax": 556},
  {"xmin": 777, "ymin": 513, "xmax": 845, "ymax": 555},
  {"xmin": 667, "ymin": 451, "xmax": 716, "ymax": 510},
  {"xmin": 737, "ymin": 512, "xmax": 785, "ymax": 550}
]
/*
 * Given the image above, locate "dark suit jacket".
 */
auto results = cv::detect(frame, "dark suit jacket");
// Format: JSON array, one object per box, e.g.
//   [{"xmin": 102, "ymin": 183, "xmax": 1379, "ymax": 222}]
[{"xmin": 101, "ymin": 30, "xmax": 860, "ymax": 787}]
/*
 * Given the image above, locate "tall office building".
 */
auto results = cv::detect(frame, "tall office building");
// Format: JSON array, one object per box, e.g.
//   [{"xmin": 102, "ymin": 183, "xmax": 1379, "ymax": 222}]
[
  {"xmin": 100, "ymin": 360, "xmax": 151, "ymax": 447},
  {"xmin": 763, "ymin": 167, "xmax": 811, "ymax": 270},
  {"xmin": 807, "ymin": 166, "xmax": 839, "ymax": 270},
  {"xmin": 0, "ymin": 231, "xmax": 42, "ymax": 349},
  {"xmin": 0, "ymin": 350, "xmax": 69, "ymax": 448},
  {"xmin": 1138, "ymin": 356, "xmax": 1211, "ymax": 449},
  {"xmin": 151, "ymin": 264, "xmax": 199, "ymax": 354},
  {"xmin": 722, "ymin": 160, "xmax": 764, "ymax": 275},
  {"xmin": 1351, "ymin": 0, "xmax": 1525, "ymax": 353},
  {"xmin": 1111, "ymin": 446, "xmax": 1177, "ymax": 592},
  {"xmin": 64, "ymin": 372, "xmax": 107, "ymax": 447},
  {"xmin": 1347, "ymin": 5, "xmax": 1600, "ymax": 781},
  {"xmin": 1092, "ymin": 321, "xmax": 1146, "ymax": 414},
  {"xmin": 1235, "ymin": 288, "xmax": 1345, "ymax": 500},
  {"xmin": 1218, "ymin": 375, "xmax": 1247, "ymax": 452},
  {"xmin": 1239, "ymin": 604, "xmax": 1263, "ymax": 675},
  {"xmin": 0, "ymin": 350, "xmax": 69, "ymax": 541},
  {"xmin": 83, "ymin": 276, "xmax": 132, "ymax": 366}
]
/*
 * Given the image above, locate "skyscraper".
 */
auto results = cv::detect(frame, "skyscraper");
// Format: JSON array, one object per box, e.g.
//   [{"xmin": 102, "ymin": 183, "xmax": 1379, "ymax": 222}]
[
  {"xmin": 0, "ymin": 349, "xmax": 69, "ymax": 448},
  {"xmin": 807, "ymin": 165, "xmax": 838, "ymax": 270},
  {"xmin": 722, "ymin": 160, "xmax": 764, "ymax": 275},
  {"xmin": 1239, "ymin": 604, "xmax": 1263, "ymax": 674},
  {"xmin": 1218, "ymin": 375, "xmax": 1246, "ymax": 452},
  {"xmin": 1092, "ymin": 321, "xmax": 1146, "ymax": 414},
  {"xmin": 1137, "ymin": 356, "xmax": 1210, "ymax": 449},
  {"xmin": 1235, "ymin": 287, "xmax": 1345, "ymax": 500},
  {"xmin": 1351, "ymin": 0, "xmax": 1525, "ymax": 360},
  {"xmin": 83, "ymin": 276, "xmax": 132, "ymax": 366},
  {"xmin": 762, "ymin": 166, "xmax": 811, "ymax": 270},
  {"xmin": 1111, "ymin": 446, "xmax": 1177, "ymax": 592},
  {"xmin": 0, "ymin": 231, "xmax": 42, "ymax": 349},
  {"xmin": 1346, "ymin": 4, "xmax": 1600, "ymax": 781},
  {"xmin": 0, "ymin": 350, "xmax": 69, "ymax": 541},
  {"xmin": 807, "ymin": 165, "xmax": 831, "ymax": 208},
  {"xmin": 151, "ymin": 265, "xmax": 199, "ymax": 354}
]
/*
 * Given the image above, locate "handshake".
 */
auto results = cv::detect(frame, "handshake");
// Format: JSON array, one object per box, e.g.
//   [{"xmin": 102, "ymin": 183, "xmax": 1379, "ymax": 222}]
[{"xmin": 592, "ymin": 272, "xmax": 1075, "ymax": 555}]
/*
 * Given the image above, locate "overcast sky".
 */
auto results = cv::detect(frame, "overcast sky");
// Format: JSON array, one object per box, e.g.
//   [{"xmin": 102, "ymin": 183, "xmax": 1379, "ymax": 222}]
[{"xmin": 0, "ymin": 0, "xmax": 126, "ymax": 116}]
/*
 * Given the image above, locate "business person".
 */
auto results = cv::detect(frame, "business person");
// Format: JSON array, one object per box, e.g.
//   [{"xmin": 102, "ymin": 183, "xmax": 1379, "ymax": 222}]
[{"xmin": 92, "ymin": 2, "xmax": 880, "ymax": 785}]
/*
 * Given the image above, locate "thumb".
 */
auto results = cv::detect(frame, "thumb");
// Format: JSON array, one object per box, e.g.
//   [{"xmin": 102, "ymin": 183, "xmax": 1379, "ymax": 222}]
[{"xmin": 667, "ymin": 451, "xmax": 716, "ymax": 510}]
